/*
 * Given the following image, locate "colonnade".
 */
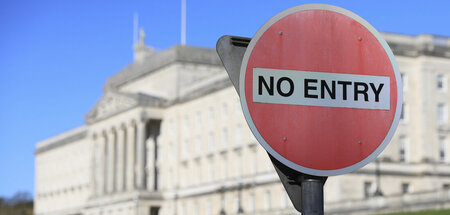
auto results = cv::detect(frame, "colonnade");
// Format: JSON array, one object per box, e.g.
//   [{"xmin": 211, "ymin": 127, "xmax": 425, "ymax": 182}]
[{"xmin": 91, "ymin": 119, "xmax": 151, "ymax": 196}]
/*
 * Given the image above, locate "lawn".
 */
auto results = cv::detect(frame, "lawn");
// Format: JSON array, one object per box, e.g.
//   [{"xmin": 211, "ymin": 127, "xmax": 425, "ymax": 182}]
[{"xmin": 381, "ymin": 209, "xmax": 450, "ymax": 215}]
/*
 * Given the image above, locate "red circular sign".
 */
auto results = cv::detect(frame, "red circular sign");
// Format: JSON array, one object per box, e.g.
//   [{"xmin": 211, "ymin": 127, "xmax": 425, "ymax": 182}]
[{"xmin": 240, "ymin": 4, "xmax": 402, "ymax": 176}]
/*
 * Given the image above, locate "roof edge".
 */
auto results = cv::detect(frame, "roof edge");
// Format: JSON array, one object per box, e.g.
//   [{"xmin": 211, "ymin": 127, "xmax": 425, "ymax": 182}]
[
  {"xmin": 35, "ymin": 126, "xmax": 87, "ymax": 155},
  {"xmin": 106, "ymin": 45, "xmax": 222, "ymax": 89}
]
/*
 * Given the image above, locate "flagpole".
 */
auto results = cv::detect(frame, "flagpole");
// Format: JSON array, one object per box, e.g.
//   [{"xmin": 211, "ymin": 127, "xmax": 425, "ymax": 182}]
[
  {"xmin": 181, "ymin": 0, "xmax": 186, "ymax": 45},
  {"xmin": 133, "ymin": 12, "xmax": 139, "ymax": 46}
]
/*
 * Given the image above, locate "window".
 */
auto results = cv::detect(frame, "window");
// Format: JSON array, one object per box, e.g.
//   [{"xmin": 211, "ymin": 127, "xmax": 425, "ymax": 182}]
[
  {"xmin": 252, "ymin": 150, "xmax": 257, "ymax": 174},
  {"xmin": 196, "ymin": 162, "xmax": 202, "ymax": 184},
  {"xmin": 209, "ymin": 107, "xmax": 215, "ymax": 126},
  {"xmin": 281, "ymin": 191, "xmax": 289, "ymax": 208},
  {"xmin": 168, "ymin": 169, "xmax": 173, "ymax": 189},
  {"xmin": 437, "ymin": 74, "xmax": 447, "ymax": 91},
  {"xmin": 440, "ymin": 136, "xmax": 448, "ymax": 163},
  {"xmin": 207, "ymin": 200, "xmax": 213, "ymax": 215},
  {"xmin": 222, "ymin": 156, "xmax": 228, "ymax": 179},
  {"xmin": 443, "ymin": 184, "xmax": 450, "ymax": 190},
  {"xmin": 222, "ymin": 103, "xmax": 228, "ymax": 120},
  {"xmin": 265, "ymin": 191, "xmax": 271, "ymax": 210},
  {"xmin": 438, "ymin": 103, "xmax": 447, "ymax": 124},
  {"xmin": 399, "ymin": 136, "xmax": 409, "ymax": 162},
  {"xmin": 222, "ymin": 128, "xmax": 228, "ymax": 148},
  {"xmin": 234, "ymin": 194, "xmax": 240, "ymax": 213},
  {"xmin": 183, "ymin": 115, "xmax": 189, "ymax": 134},
  {"xmin": 235, "ymin": 124, "xmax": 242, "ymax": 145},
  {"xmin": 249, "ymin": 193, "xmax": 255, "ymax": 212},
  {"xmin": 400, "ymin": 103, "xmax": 408, "ymax": 122},
  {"xmin": 364, "ymin": 181, "xmax": 373, "ymax": 198},
  {"xmin": 184, "ymin": 115, "xmax": 189, "ymax": 129},
  {"xmin": 401, "ymin": 183, "xmax": 410, "ymax": 194},
  {"xmin": 208, "ymin": 160, "xmax": 214, "ymax": 181},
  {"xmin": 182, "ymin": 203, "xmax": 187, "ymax": 215},
  {"xmin": 193, "ymin": 202, "xmax": 199, "ymax": 214},
  {"xmin": 223, "ymin": 196, "xmax": 228, "ymax": 214},
  {"xmin": 195, "ymin": 136, "xmax": 202, "ymax": 155},
  {"xmin": 196, "ymin": 111, "xmax": 202, "ymax": 130},
  {"xmin": 169, "ymin": 142, "xmax": 174, "ymax": 161},
  {"xmin": 183, "ymin": 139, "xmax": 189, "ymax": 158},
  {"xmin": 250, "ymin": 130, "xmax": 257, "ymax": 142},
  {"xmin": 235, "ymin": 98, "xmax": 242, "ymax": 115},
  {"xmin": 401, "ymin": 73, "xmax": 408, "ymax": 91},
  {"xmin": 234, "ymin": 153, "xmax": 243, "ymax": 179},
  {"xmin": 168, "ymin": 119, "xmax": 175, "ymax": 134},
  {"xmin": 208, "ymin": 132, "xmax": 215, "ymax": 153}
]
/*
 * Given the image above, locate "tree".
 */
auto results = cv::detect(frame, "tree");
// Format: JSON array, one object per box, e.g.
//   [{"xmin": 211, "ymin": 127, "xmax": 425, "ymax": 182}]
[{"xmin": 0, "ymin": 191, "xmax": 33, "ymax": 215}]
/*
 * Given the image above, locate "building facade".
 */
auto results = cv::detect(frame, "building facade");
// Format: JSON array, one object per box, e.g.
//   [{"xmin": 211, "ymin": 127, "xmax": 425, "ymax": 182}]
[{"xmin": 35, "ymin": 32, "xmax": 450, "ymax": 215}]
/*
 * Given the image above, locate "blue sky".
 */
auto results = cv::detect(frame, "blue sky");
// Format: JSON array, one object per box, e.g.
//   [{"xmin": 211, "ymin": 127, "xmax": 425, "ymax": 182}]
[{"xmin": 1, "ymin": 0, "xmax": 450, "ymax": 198}]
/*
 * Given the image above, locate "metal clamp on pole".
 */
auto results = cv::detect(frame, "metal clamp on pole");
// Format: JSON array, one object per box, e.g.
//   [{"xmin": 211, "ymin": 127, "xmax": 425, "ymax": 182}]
[
  {"xmin": 269, "ymin": 154, "xmax": 327, "ymax": 214},
  {"xmin": 299, "ymin": 174, "xmax": 327, "ymax": 215}
]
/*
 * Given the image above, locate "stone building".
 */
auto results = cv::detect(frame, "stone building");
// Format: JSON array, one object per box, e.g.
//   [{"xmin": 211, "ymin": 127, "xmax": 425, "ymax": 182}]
[{"xmin": 34, "ymin": 32, "xmax": 450, "ymax": 215}]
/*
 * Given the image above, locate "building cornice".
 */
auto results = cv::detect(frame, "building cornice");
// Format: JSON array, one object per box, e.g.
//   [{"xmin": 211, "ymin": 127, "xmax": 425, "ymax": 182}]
[
  {"xmin": 106, "ymin": 45, "xmax": 222, "ymax": 89},
  {"xmin": 35, "ymin": 128, "xmax": 87, "ymax": 155},
  {"xmin": 354, "ymin": 161, "xmax": 450, "ymax": 177},
  {"xmin": 84, "ymin": 190, "xmax": 163, "ymax": 210},
  {"xmin": 382, "ymin": 32, "xmax": 450, "ymax": 58}
]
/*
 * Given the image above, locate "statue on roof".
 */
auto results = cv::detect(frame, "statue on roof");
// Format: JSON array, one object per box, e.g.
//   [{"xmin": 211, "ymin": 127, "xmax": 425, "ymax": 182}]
[
  {"xmin": 139, "ymin": 28, "xmax": 146, "ymax": 45},
  {"xmin": 133, "ymin": 28, "xmax": 154, "ymax": 62}
]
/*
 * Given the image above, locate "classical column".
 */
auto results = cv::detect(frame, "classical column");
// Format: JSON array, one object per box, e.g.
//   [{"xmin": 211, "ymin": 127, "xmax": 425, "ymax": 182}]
[
  {"xmin": 90, "ymin": 134, "xmax": 97, "ymax": 197},
  {"xmin": 136, "ymin": 119, "xmax": 146, "ymax": 189},
  {"xmin": 116, "ymin": 125, "xmax": 125, "ymax": 192},
  {"xmin": 107, "ymin": 129, "xmax": 116, "ymax": 193},
  {"xmin": 98, "ymin": 132, "xmax": 106, "ymax": 195},
  {"xmin": 126, "ymin": 122, "xmax": 136, "ymax": 190}
]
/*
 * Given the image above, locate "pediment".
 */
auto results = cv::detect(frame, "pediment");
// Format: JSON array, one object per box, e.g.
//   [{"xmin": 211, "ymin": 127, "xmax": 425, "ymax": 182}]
[
  {"xmin": 85, "ymin": 89, "xmax": 168, "ymax": 124},
  {"xmin": 85, "ymin": 91, "xmax": 137, "ymax": 124}
]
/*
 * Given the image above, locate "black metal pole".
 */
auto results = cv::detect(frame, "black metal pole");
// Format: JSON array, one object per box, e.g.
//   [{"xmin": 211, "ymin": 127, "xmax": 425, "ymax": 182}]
[{"xmin": 299, "ymin": 174, "xmax": 327, "ymax": 215}]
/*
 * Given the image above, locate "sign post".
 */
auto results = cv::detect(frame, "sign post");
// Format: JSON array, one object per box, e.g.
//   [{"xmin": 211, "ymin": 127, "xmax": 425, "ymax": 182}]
[{"xmin": 217, "ymin": 4, "xmax": 402, "ymax": 214}]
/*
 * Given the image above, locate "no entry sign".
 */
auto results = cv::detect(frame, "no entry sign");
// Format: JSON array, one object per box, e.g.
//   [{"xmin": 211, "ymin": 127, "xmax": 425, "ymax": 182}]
[{"xmin": 240, "ymin": 4, "xmax": 402, "ymax": 176}]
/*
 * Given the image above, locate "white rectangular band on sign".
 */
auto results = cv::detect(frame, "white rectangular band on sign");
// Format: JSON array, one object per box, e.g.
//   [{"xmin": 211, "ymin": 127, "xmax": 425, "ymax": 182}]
[{"xmin": 252, "ymin": 68, "xmax": 390, "ymax": 110}]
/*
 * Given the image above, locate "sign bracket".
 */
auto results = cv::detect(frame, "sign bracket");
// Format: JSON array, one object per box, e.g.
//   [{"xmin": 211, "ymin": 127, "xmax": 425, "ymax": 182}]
[
  {"xmin": 269, "ymin": 154, "xmax": 327, "ymax": 214},
  {"xmin": 216, "ymin": 35, "xmax": 251, "ymax": 94}
]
